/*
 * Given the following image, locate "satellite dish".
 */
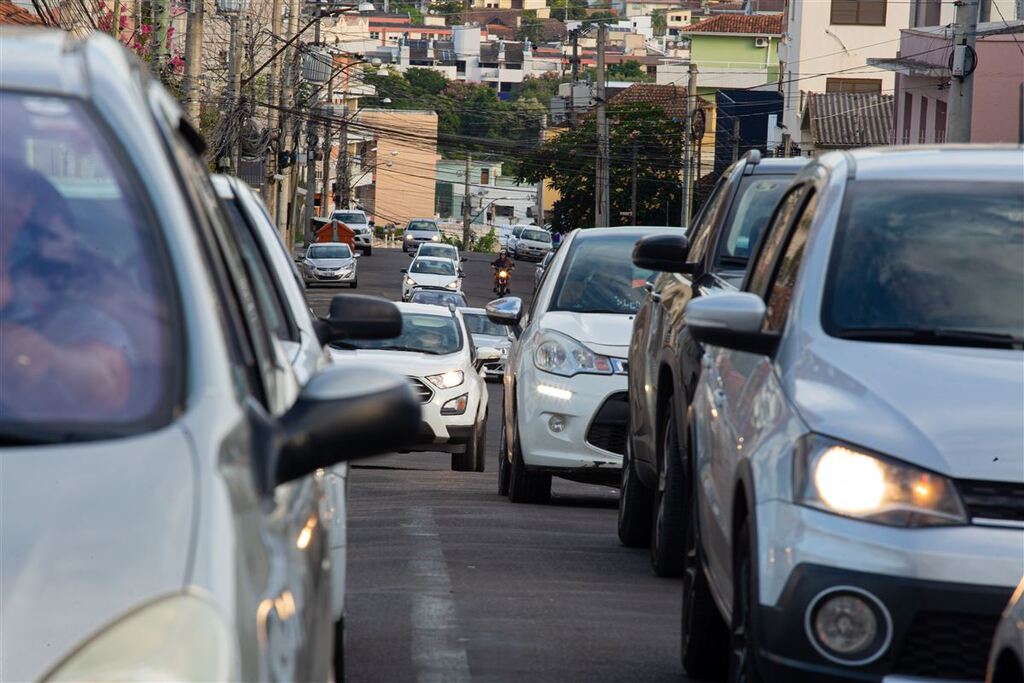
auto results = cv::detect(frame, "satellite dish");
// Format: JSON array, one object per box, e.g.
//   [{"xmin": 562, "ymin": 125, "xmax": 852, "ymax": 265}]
[{"xmin": 358, "ymin": 1, "xmax": 374, "ymax": 11}]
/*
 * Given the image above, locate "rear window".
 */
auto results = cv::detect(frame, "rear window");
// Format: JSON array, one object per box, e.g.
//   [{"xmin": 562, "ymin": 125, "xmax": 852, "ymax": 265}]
[
  {"xmin": 408, "ymin": 221, "xmax": 438, "ymax": 232},
  {"xmin": 522, "ymin": 229, "xmax": 552, "ymax": 243},
  {"xmin": 411, "ymin": 259, "xmax": 456, "ymax": 276},
  {"xmin": 418, "ymin": 244, "xmax": 455, "ymax": 259},
  {"xmin": 718, "ymin": 175, "xmax": 790, "ymax": 264},
  {"xmin": 309, "ymin": 244, "xmax": 352, "ymax": 259},
  {"xmin": 338, "ymin": 313, "xmax": 462, "ymax": 355},
  {"xmin": 0, "ymin": 92, "xmax": 178, "ymax": 439},
  {"xmin": 409, "ymin": 290, "xmax": 468, "ymax": 307},
  {"xmin": 333, "ymin": 211, "xmax": 366, "ymax": 224}
]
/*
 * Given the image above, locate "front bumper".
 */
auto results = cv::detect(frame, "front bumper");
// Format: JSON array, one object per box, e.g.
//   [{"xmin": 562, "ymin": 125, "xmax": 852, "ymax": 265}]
[
  {"xmin": 516, "ymin": 246, "xmax": 549, "ymax": 261},
  {"xmin": 307, "ymin": 268, "xmax": 356, "ymax": 283},
  {"xmin": 754, "ymin": 500, "xmax": 1023, "ymax": 682},
  {"xmin": 401, "ymin": 377, "xmax": 482, "ymax": 454}
]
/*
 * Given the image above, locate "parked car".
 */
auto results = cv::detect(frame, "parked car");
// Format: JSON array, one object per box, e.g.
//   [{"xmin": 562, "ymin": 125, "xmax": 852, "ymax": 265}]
[
  {"xmin": 402, "ymin": 255, "xmax": 464, "ymax": 301},
  {"xmin": 402, "ymin": 218, "xmax": 442, "ymax": 252},
  {"xmin": 0, "ymin": 29, "xmax": 419, "ymax": 683},
  {"xmin": 408, "ymin": 288, "xmax": 469, "ymax": 308},
  {"xmin": 460, "ymin": 307, "xmax": 513, "ymax": 380},
  {"xmin": 328, "ymin": 303, "xmax": 499, "ymax": 471},
  {"xmin": 301, "ymin": 242, "xmax": 359, "ymax": 288},
  {"xmin": 331, "ymin": 208, "xmax": 373, "ymax": 256},
  {"xmin": 412, "ymin": 241, "xmax": 462, "ymax": 270},
  {"xmin": 508, "ymin": 226, "xmax": 553, "ymax": 261},
  {"xmin": 620, "ymin": 151, "xmax": 806, "ymax": 575},
  {"xmin": 498, "ymin": 225, "xmax": 515, "ymax": 249},
  {"xmin": 488, "ymin": 227, "xmax": 672, "ymax": 503},
  {"xmin": 680, "ymin": 147, "xmax": 1024, "ymax": 682},
  {"xmin": 987, "ymin": 579, "xmax": 1024, "ymax": 683}
]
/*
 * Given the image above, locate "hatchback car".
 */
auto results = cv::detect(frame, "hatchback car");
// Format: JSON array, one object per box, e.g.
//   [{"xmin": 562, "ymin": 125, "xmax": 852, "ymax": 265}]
[
  {"xmin": 331, "ymin": 209, "xmax": 373, "ymax": 256},
  {"xmin": 460, "ymin": 307, "xmax": 513, "ymax": 380},
  {"xmin": 413, "ymin": 241, "xmax": 462, "ymax": 270},
  {"xmin": 0, "ymin": 29, "xmax": 418, "ymax": 682},
  {"xmin": 681, "ymin": 147, "xmax": 1024, "ymax": 682},
  {"xmin": 302, "ymin": 242, "xmax": 359, "ymax": 288},
  {"xmin": 488, "ymin": 227, "xmax": 672, "ymax": 503},
  {"xmin": 402, "ymin": 218, "xmax": 442, "ymax": 252},
  {"xmin": 402, "ymin": 255, "xmax": 463, "ymax": 301},
  {"xmin": 509, "ymin": 226, "xmax": 553, "ymax": 262}
]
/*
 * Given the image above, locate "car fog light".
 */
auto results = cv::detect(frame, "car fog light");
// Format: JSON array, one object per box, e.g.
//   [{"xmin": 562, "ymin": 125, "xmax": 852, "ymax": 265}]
[
  {"xmin": 548, "ymin": 415, "xmax": 566, "ymax": 433},
  {"xmin": 441, "ymin": 394, "xmax": 468, "ymax": 415},
  {"xmin": 806, "ymin": 588, "xmax": 891, "ymax": 665}
]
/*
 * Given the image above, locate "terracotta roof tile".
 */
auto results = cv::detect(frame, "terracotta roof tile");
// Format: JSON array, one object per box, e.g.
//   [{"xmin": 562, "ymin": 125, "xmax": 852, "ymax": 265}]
[
  {"xmin": 0, "ymin": 1, "xmax": 43, "ymax": 25},
  {"xmin": 680, "ymin": 13, "xmax": 783, "ymax": 35},
  {"xmin": 607, "ymin": 83, "xmax": 688, "ymax": 119}
]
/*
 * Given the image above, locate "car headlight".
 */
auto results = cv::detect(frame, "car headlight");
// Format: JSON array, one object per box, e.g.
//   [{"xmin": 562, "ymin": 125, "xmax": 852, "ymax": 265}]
[
  {"xmin": 405, "ymin": 277, "xmax": 416, "ymax": 287},
  {"xmin": 533, "ymin": 330, "xmax": 612, "ymax": 377},
  {"xmin": 426, "ymin": 369, "xmax": 464, "ymax": 389},
  {"xmin": 445, "ymin": 280, "xmax": 458, "ymax": 290},
  {"xmin": 43, "ymin": 593, "xmax": 235, "ymax": 682},
  {"xmin": 793, "ymin": 435, "xmax": 967, "ymax": 527},
  {"xmin": 431, "ymin": 235, "xmax": 440, "ymax": 241},
  {"xmin": 405, "ymin": 233, "xmax": 414, "ymax": 240}
]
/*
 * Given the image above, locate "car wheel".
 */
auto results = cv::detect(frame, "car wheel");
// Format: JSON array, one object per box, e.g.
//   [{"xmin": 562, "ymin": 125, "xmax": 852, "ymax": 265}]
[
  {"xmin": 451, "ymin": 426, "xmax": 479, "ymax": 472},
  {"xmin": 350, "ymin": 280, "xmax": 358, "ymax": 289},
  {"xmin": 681, "ymin": 431, "xmax": 729, "ymax": 677},
  {"xmin": 497, "ymin": 420, "xmax": 510, "ymax": 496},
  {"xmin": 508, "ymin": 418, "xmax": 550, "ymax": 504},
  {"xmin": 617, "ymin": 435, "xmax": 653, "ymax": 547},
  {"xmin": 728, "ymin": 520, "xmax": 763, "ymax": 683},
  {"xmin": 364, "ymin": 246, "xmax": 372, "ymax": 256},
  {"xmin": 651, "ymin": 397, "xmax": 685, "ymax": 577},
  {"xmin": 474, "ymin": 415, "xmax": 487, "ymax": 473},
  {"xmin": 334, "ymin": 617, "xmax": 345, "ymax": 683}
]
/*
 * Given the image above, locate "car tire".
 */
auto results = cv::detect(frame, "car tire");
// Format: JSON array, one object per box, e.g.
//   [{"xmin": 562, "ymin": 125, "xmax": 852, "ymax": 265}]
[
  {"xmin": 333, "ymin": 617, "xmax": 345, "ymax": 683},
  {"xmin": 474, "ymin": 415, "xmax": 487, "ymax": 473},
  {"xmin": 350, "ymin": 280, "xmax": 358, "ymax": 289},
  {"xmin": 651, "ymin": 397, "xmax": 685, "ymax": 577},
  {"xmin": 617, "ymin": 435, "xmax": 653, "ymax": 547},
  {"xmin": 728, "ymin": 519, "xmax": 763, "ymax": 683},
  {"xmin": 451, "ymin": 426, "xmax": 479, "ymax": 472},
  {"xmin": 681, "ymin": 429, "xmax": 729, "ymax": 678},
  {"xmin": 497, "ymin": 420, "xmax": 511, "ymax": 496},
  {"xmin": 508, "ymin": 419, "xmax": 551, "ymax": 504},
  {"xmin": 364, "ymin": 246, "xmax": 372, "ymax": 256}
]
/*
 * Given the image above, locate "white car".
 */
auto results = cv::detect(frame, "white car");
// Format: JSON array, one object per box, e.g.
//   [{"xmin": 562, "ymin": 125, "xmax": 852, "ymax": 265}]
[
  {"xmin": 413, "ymin": 241, "xmax": 462, "ymax": 270},
  {"xmin": 460, "ymin": 307, "xmax": 513, "ymax": 380},
  {"xmin": 329, "ymin": 303, "xmax": 499, "ymax": 471},
  {"xmin": 988, "ymin": 579, "xmax": 1024, "ymax": 683},
  {"xmin": 489, "ymin": 227, "xmax": 670, "ymax": 503},
  {"xmin": 331, "ymin": 208, "xmax": 373, "ymax": 256},
  {"xmin": 508, "ymin": 225, "xmax": 553, "ymax": 262},
  {"xmin": 402, "ymin": 255, "xmax": 464, "ymax": 301}
]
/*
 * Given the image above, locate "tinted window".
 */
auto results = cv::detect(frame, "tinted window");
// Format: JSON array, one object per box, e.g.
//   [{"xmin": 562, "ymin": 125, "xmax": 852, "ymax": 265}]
[
  {"xmin": 0, "ymin": 93, "xmax": 178, "ymax": 434},
  {"xmin": 687, "ymin": 175, "xmax": 730, "ymax": 263},
  {"xmin": 463, "ymin": 312, "xmax": 508, "ymax": 337},
  {"xmin": 309, "ymin": 244, "xmax": 352, "ymax": 259},
  {"xmin": 332, "ymin": 211, "xmax": 366, "ymax": 224},
  {"xmin": 409, "ymin": 290, "xmax": 468, "ymax": 307},
  {"xmin": 746, "ymin": 187, "xmax": 808, "ymax": 297},
  {"xmin": 408, "ymin": 220, "xmax": 438, "ymax": 232},
  {"xmin": 418, "ymin": 244, "xmax": 456, "ymax": 259},
  {"xmin": 551, "ymin": 234, "xmax": 656, "ymax": 315},
  {"xmin": 765, "ymin": 193, "xmax": 817, "ymax": 332},
  {"xmin": 522, "ymin": 229, "xmax": 552, "ymax": 243},
  {"xmin": 336, "ymin": 313, "xmax": 462, "ymax": 355},
  {"xmin": 824, "ymin": 181, "xmax": 1024, "ymax": 343},
  {"xmin": 718, "ymin": 176, "xmax": 790, "ymax": 264},
  {"xmin": 411, "ymin": 259, "xmax": 456, "ymax": 276}
]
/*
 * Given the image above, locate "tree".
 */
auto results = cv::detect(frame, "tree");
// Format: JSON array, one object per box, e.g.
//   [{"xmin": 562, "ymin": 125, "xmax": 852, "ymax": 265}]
[
  {"xmin": 429, "ymin": 0, "xmax": 466, "ymax": 25},
  {"xmin": 511, "ymin": 73, "xmax": 568, "ymax": 104},
  {"xmin": 651, "ymin": 9, "xmax": 667, "ymax": 37},
  {"xmin": 404, "ymin": 68, "xmax": 448, "ymax": 96},
  {"xmin": 549, "ymin": 0, "xmax": 589, "ymax": 20},
  {"xmin": 517, "ymin": 10, "xmax": 544, "ymax": 44},
  {"xmin": 608, "ymin": 60, "xmax": 649, "ymax": 82},
  {"xmin": 513, "ymin": 102, "xmax": 683, "ymax": 231}
]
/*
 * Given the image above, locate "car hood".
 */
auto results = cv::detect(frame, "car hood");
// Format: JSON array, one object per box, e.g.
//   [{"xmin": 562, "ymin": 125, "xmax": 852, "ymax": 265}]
[
  {"xmin": 786, "ymin": 339, "xmax": 1024, "ymax": 481},
  {"xmin": 329, "ymin": 348, "xmax": 465, "ymax": 376},
  {"xmin": 406, "ymin": 231, "xmax": 439, "ymax": 239},
  {"xmin": 0, "ymin": 426, "xmax": 195, "ymax": 681},
  {"xmin": 407, "ymin": 273, "xmax": 457, "ymax": 288},
  {"xmin": 518, "ymin": 239, "xmax": 551, "ymax": 249},
  {"xmin": 539, "ymin": 311, "xmax": 634, "ymax": 357},
  {"xmin": 308, "ymin": 258, "xmax": 354, "ymax": 268}
]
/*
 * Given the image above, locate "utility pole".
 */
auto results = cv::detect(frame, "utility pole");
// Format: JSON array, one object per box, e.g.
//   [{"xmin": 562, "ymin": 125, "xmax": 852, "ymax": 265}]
[
  {"xmin": 569, "ymin": 28, "xmax": 580, "ymax": 127},
  {"xmin": 155, "ymin": 0, "xmax": 171, "ymax": 73},
  {"xmin": 462, "ymin": 154, "xmax": 473, "ymax": 248},
  {"xmin": 681, "ymin": 62, "xmax": 697, "ymax": 227},
  {"xmin": 321, "ymin": 69, "xmax": 335, "ymax": 217},
  {"xmin": 337, "ymin": 103, "xmax": 351, "ymax": 210},
  {"xmin": 630, "ymin": 140, "xmax": 638, "ymax": 226},
  {"xmin": 264, "ymin": 0, "xmax": 282, "ymax": 209},
  {"xmin": 594, "ymin": 23, "xmax": 610, "ymax": 228},
  {"xmin": 782, "ymin": 131, "xmax": 792, "ymax": 157},
  {"xmin": 226, "ymin": 11, "xmax": 243, "ymax": 173},
  {"xmin": 280, "ymin": 0, "xmax": 302, "ymax": 243},
  {"xmin": 111, "ymin": 0, "xmax": 121, "ymax": 38},
  {"xmin": 536, "ymin": 114, "xmax": 546, "ymax": 226},
  {"xmin": 303, "ymin": 119, "xmax": 318, "ymax": 243},
  {"xmin": 947, "ymin": 0, "xmax": 979, "ymax": 143},
  {"xmin": 183, "ymin": 0, "xmax": 205, "ymax": 123},
  {"xmin": 731, "ymin": 117, "xmax": 740, "ymax": 162}
]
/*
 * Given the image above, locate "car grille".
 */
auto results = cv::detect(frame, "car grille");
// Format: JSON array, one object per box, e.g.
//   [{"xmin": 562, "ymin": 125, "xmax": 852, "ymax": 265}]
[
  {"xmin": 407, "ymin": 377, "xmax": 433, "ymax": 403},
  {"xmin": 892, "ymin": 612, "xmax": 998, "ymax": 680},
  {"xmin": 957, "ymin": 479, "xmax": 1024, "ymax": 522},
  {"xmin": 585, "ymin": 392, "xmax": 629, "ymax": 456}
]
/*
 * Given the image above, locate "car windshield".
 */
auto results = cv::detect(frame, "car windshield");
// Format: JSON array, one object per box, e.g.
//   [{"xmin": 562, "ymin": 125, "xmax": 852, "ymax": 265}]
[
  {"xmin": 339, "ymin": 313, "xmax": 462, "ymax": 355},
  {"xmin": 418, "ymin": 244, "xmax": 455, "ymax": 259},
  {"xmin": 463, "ymin": 313, "xmax": 508, "ymax": 338},
  {"xmin": 551, "ymin": 233, "xmax": 656, "ymax": 315},
  {"xmin": 522, "ymin": 229, "xmax": 552, "ymax": 243},
  {"xmin": 823, "ymin": 181, "xmax": 1024, "ymax": 345},
  {"xmin": 411, "ymin": 259, "xmax": 456, "ymax": 276},
  {"xmin": 409, "ymin": 290, "xmax": 468, "ymax": 307},
  {"xmin": 309, "ymin": 245, "xmax": 352, "ymax": 259},
  {"xmin": 332, "ymin": 212, "xmax": 365, "ymax": 224},
  {"xmin": 0, "ymin": 92, "xmax": 177, "ymax": 440},
  {"xmin": 718, "ymin": 175, "xmax": 790, "ymax": 264},
  {"xmin": 408, "ymin": 221, "xmax": 438, "ymax": 232}
]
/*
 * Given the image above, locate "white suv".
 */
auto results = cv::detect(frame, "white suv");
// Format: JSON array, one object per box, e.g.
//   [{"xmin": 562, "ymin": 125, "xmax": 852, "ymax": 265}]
[
  {"xmin": 329, "ymin": 303, "xmax": 500, "ymax": 471},
  {"xmin": 331, "ymin": 209, "xmax": 373, "ymax": 256}
]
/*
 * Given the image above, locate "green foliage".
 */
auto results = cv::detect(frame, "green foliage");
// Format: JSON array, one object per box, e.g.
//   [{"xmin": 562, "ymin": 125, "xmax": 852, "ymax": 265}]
[
  {"xmin": 429, "ymin": 0, "xmax": 466, "ymax": 25},
  {"xmin": 513, "ymin": 102, "xmax": 684, "ymax": 231},
  {"xmin": 549, "ymin": 0, "xmax": 589, "ymax": 20},
  {"xmin": 511, "ymin": 73, "xmax": 568, "ymax": 104},
  {"xmin": 607, "ymin": 60, "xmax": 650, "ymax": 82},
  {"xmin": 583, "ymin": 10, "xmax": 617, "ymax": 26},
  {"xmin": 404, "ymin": 68, "xmax": 448, "ymax": 96},
  {"xmin": 441, "ymin": 232, "xmax": 464, "ymax": 249},
  {"xmin": 475, "ymin": 227, "xmax": 498, "ymax": 253},
  {"xmin": 651, "ymin": 9, "xmax": 667, "ymax": 37},
  {"xmin": 517, "ymin": 10, "xmax": 544, "ymax": 44}
]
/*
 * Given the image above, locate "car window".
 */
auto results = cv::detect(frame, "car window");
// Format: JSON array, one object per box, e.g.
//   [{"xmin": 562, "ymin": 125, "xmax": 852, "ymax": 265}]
[
  {"xmin": 745, "ymin": 186, "xmax": 809, "ymax": 298},
  {"xmin": 0, "ymin": 92, "xmax": 179, "ymax": 435},
  {"xmin": 522, "ymin": 229, "xmax": 551, "ymax": 243},
  {"xmin": 332, "ymin": 211, "xmax": 365, "ymax": 224},
  {"xmin": 409, "ymin": 290, "xmax": 467, "ymax": 307},
  {"xmin": 418, "ymin": 244, "xmax": 455, "ymax": 259},
  {"xmin": 513, "ymin": 227, "xmax": 524, "ymax": 237},
  {"xmin": 764, "ymin": 192, "xmax": 817, "ymax": 333},
  {"xmin": 337, "ymin": 312, "xmax": 462, "ymax": 355},
  {"xmin": 550, "ymin": 233, "xmax": 656, "ymax": 315},
  {"xmin": 463, "ymin": 313, "xmax": 508, "ymax": 338},
  {"xmin": 309, "ymin": 244, "xmax": 352, "ymax": 259},
  {"xmin": 408, "ymin": 220, "xmax": 438, "ymax": 232},
  {"xmin": 411, "ymin": 259, "xmax": 456, "ymax": 276},
  {"xmin": 718, "ymin": 176, "xmax": 791, "ymax": 265},
  {"xmin": 686, "ymin": 175, "xmax": 730, "ymax": 264},
  {"xmin": 823, "ymin": 181, "xmax": 1024, "ymax": 342}
]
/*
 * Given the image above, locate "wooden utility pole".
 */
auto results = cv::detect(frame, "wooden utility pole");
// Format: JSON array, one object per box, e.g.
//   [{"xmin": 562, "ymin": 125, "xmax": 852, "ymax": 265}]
[
  {"xmin": 731, "ymin": 117, "xmax": 740, "ymax": 163},
  {"xmin": 681, "ymin": 62, "xmax": 697, "ymax": 228},
  {"xmin": 536, "ymin": 114, "xmax": 546, "ymax": 226},
  {"xmin": 338, "ymin": 103, "xmax": 351, "ymax": 210},
  {"xmin": 154, "ymin": 0, "xmax": 171, "ymax": 72},
  {"xmin": 569, "ymin": 29, "xmax": 579, "ymax": 127},
  {"xmin": 321, "ymin": 73, "xmax": 335, "ymax": 217},
  {"xmin": 462, "ymin": 154, "xmax": 473, "ymax": 248},
  {"xmin": 594, "ymin": 23, "xmax": 610, "ymax": 228},
  {"xmin": 947, "ymin": 0, "xmax": 979, "ymax": 142},
  {"xmin": 183, "ymin": 0, "xmax": 205, "ymax": 123},
  {"xmin": 226, "ymin": 11, "xmax": 243, "ymax": 173}
]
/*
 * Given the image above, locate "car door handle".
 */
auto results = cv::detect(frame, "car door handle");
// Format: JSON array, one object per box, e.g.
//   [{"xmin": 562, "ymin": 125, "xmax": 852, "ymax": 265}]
[{"xmin": 713, "ymin": 389, "xmax": 727, "ymax": 408}]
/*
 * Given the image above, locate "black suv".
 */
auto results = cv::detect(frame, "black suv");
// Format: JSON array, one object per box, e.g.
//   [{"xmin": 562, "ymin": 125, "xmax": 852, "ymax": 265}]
[{"xmin": 619, "ymin": 151, "xmax": 807, "ymax": 575}]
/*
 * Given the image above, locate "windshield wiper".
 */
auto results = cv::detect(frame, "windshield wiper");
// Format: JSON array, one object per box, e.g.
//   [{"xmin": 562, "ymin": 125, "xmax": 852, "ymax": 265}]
[
  {"xmin": 835, "ymin": 327, "xmax": 1024, "ymax": 349},
  {"xmin": 380, "ymin": 345, "xmax": 441, "ymax": 354},
  {"xmin": 329, "ymin": 340, "xmax": 360, "ymax": 350},
  {"xmin": 719, "ymin": 255, "xmax": 748, "ymax": 267}
]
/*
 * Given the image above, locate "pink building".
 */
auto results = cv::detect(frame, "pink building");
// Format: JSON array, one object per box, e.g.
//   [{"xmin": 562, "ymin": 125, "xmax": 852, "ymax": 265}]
[{"xmin": 870, "ymin": 21, "xmax": 1024, "ymax": 144}]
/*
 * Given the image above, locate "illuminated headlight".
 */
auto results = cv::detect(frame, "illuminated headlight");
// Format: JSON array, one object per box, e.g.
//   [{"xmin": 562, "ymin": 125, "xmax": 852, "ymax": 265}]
[
  {"xmin": 441, "ymin": 393, "xmax": 468, "ymax": 415},
  {"xmin": 43, "ymin": 594, "xmax": 234, "ymax": 681},
  {"xmin": 405, "ymin": 233, "xmax": 414, "ymax": 240},
  {"xmin": 426, "ymin": 369, "xmax": 464, "ymax": 389},
  {"xmin": 430, "ymin": 235, "xmax": 440, "ymax": 241},
  {"xmin": 794, "ymin": 435, "xmax": 967, "ymax": 526},
  {"xmin": 405, "ymin": 277, "xmax": 416, "ymax": 287},
  {"xmin": 533, "ymin": 330, "xmax": 612, "ymax": 377},
  {"xmin": 445, "ymin": 280, "xmax": 459, "ymax": 290}
]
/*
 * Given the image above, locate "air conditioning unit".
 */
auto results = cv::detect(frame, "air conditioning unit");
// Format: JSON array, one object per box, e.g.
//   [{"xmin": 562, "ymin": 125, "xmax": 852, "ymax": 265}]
[{"xmin": 754, "ymin": 37, "xmax": 769, "ymax": 48}]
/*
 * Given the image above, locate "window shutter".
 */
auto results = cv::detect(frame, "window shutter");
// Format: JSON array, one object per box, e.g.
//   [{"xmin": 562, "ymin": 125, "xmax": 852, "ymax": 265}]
[
  {"xmin": 861, "ymin": 0, "xmax": 886, "ymax": 25},
  {"xmin": 830, "ymin": 0, "xmax": 860, "ymax": 23}
]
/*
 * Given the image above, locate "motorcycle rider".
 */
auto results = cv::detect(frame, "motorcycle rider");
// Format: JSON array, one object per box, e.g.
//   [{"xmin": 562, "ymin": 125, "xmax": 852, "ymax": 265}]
[{"xmin": 491, "ymin": 249, "xmax": 515, "ymax": 293}]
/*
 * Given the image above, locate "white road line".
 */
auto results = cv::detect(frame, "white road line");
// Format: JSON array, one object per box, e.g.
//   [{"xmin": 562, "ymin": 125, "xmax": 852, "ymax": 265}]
[{"xmin": 407, "ymin": 506, "xmax": 471, "ymax": 683}]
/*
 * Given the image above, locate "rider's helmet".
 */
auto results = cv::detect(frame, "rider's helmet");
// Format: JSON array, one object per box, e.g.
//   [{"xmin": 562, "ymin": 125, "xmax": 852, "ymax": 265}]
[{"xmin": 499, "ymin": 249, "xmax": 508, "ymax": 257}]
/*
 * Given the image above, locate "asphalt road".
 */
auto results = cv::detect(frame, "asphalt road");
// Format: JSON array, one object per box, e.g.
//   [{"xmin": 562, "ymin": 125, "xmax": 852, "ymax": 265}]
[{"xmin": 306, "ymin": 247, "xmax": 688, "ymax": 683}]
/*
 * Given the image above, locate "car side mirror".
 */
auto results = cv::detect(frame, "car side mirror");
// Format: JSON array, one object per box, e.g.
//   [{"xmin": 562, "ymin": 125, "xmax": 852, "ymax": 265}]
[
  {"xmin": 314, "ymin": 294, "xmax": 402, "ymax": 346},
  {"xmin": 685, "ymin": 292, "xmax": 779, "ymax": 356},
  {"xmin": 486, "ymin": 296, "xmax": 523, "ymax": 325},
  {"xmin": 401, "ymin": 268, "xmax": 408, "ymax": 273},
  {"xmin": 458, "ymin": 270, "xmax": 466, "ymax": 278},
  {"xmin": 408, "ymin": 252, "xmax": 415, "ymax": 258},
  {"xmin": 354, "ymin": 253, "xmax": 362, "ymax": 259},
  {"xmin": 267, "ymin": 366, "xmax": 421, "ymax": 487},
  {"xmin": 632, "ymin": 232, "xmax": 697, "ymax": 274}
]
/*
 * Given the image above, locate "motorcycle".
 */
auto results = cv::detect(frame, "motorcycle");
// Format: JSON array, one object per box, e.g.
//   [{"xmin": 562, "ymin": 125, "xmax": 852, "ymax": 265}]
[{"xmin": 493, "ymin": 266, "xmax": 513, "ymax": 296}]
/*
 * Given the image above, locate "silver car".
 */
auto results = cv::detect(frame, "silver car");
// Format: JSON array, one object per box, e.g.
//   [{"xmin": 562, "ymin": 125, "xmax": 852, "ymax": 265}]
[
  {"xmin": 302, "ymin": 242, "xmax": 359, "ymax": 288},
  {"xmin": 0, "ymin": 30, "xmax": 417, "ymax": 682},
  {"xmin": 402, "ymin": 217, "xmax": 442, "ymax": 252},
  {"xmin": 680, "ymin": 147, "xmax": 1024, "ymax": 682}
]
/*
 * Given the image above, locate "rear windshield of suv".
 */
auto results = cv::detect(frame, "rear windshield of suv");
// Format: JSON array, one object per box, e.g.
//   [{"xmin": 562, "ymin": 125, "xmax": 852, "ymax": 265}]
[
  {"xmin": 522, "ymin": 229, "xmax": 552, "ymax": 243},
  {"xmin": 0, "ymin": 92, "xmax": 178, "ymax": 439},
  {"xmin": 408, "ymin": 221, "xmax": 438, "ymax": 232},
  {"xmin": 411, "ymin": 259, "xmax": 456, "ymax": 276},
  {"xmin": 823, "ymin": 181, "xmax": 1024, "ymax": 346},
  {"xmin": 718, "ymin": 175, "xmax": 790, "ymax": 264},
  {"xmin": 332, "ymin": 212, "xmax": 366, "ymax": 224}
]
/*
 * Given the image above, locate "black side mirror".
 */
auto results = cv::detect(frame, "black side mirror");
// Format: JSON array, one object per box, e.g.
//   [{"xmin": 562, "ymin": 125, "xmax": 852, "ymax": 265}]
[
  {"xmin": 313, "ymin": 294, "xmax": 402, "ymax": 346},
  {"xmin": 401, "ymin": 268, "xmax": 408, "ymax": 273},
  {"xmin": 458, "ymin": 270, "xmax": 465, "ymax": 278},
  {"xmin": 408, "ymin": 252, "xmax": 415, "ymax": 258},
  {"xmin": 632, "ymin": 232, "xmax": 697, "ymax": 274}
]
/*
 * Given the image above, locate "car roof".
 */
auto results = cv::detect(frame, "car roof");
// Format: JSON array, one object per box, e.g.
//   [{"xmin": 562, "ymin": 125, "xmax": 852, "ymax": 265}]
[
  {"xmin": 395, "ymin": 301, "xmax": 461, "ymax": 316},
  {"xmin": 308, "ymin": 242, "xmax": 351, "ymax": 248},
  {"xmin": 747, "ymin": 156, "xmax": 808, "ymax": 174},
  {"xmin": 0, "ymin": 28, "xmax": 90, "ymax": 96},
  {"xmin": 572, "ymin": 226, "xmax": 684, "ymax": 241},
  {"xmin": 412, "ymin": 255, "xmax": 454, "ymax": 263},
  {"xmin": 814, "ymin": 145, "xmax": 1022, "ymax": 183}
]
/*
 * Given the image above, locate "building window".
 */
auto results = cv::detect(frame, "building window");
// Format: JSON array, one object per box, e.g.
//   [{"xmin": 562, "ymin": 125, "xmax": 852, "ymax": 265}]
[
  {"xmin": 918, "ymin": 96, "xmax": 929, "ymax": 143},
  {"xmin": 830, "ymin": 0, "xmax": 886, "ymax": 25},
  {"xmin": 902, "ymin": 92, "xmax": 913, "ymax": 144},
  {"xmin": 911, "ymin": 0, "xmax": 940, "ymax": 27},
  {"xmin": 825, "ymin": 78, "xmax": 882, "ymax": 94},
  {"xmin": 456, "ymin": 60, "xmax": 466, "ymax": 73},
  {"xmin": 481, "ymin": 168, "xmax": 490, "ymax": 184},
  {"xmin": 934, "ymin": 100, "xmax": 947, "ymax": 143},
  {"xmin": 495, "ymin": 205, "xmax": 514, "ymax": 218}
]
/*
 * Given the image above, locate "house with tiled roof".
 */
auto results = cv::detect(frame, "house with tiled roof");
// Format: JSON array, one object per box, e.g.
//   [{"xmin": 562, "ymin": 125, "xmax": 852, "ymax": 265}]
[
  {"xmin": 799, "ymin": 92, "xmax": 894, "ymax": 155},
  {"xmin": 669, "ymin": 12, "xmax": 781, "ymax": 89},
  {"xmin": 0, "ymin": 0, "xmax": 43, "ymax": 25}
]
